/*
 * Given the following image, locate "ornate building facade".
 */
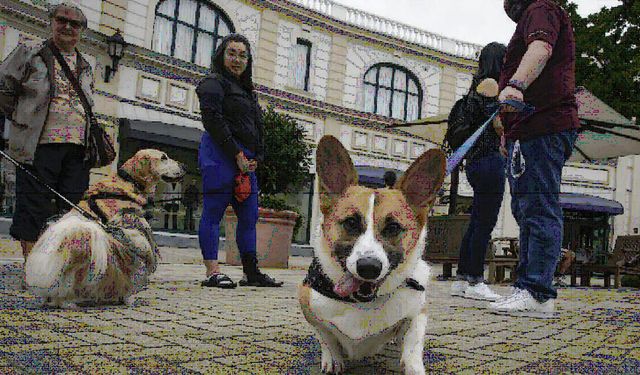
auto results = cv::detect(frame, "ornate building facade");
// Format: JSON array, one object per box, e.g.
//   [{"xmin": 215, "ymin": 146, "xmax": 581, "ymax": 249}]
[{"xmin": 1, "ymin": 0, "xmax": 637, "ymax": 257}]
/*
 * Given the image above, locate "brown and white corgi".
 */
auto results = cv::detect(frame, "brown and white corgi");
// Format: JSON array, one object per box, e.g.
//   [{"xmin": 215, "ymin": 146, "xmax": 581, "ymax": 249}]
[{"xmin": 299, "ymin": 135, "xmax": 446, "ymax": 374}]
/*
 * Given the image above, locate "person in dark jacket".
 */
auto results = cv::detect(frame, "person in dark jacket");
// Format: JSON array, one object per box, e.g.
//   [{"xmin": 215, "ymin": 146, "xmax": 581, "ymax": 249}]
[
  {"xmin": 450, "ymin": 42, "xmax": 507, "ymax": 301},
  {"xmin": 196, "ymin": 34, "xmax": 282, "ymax": 288},
  {"xmin": 383, "ymin": 171, "xmax": 397, "ymax": 189}
]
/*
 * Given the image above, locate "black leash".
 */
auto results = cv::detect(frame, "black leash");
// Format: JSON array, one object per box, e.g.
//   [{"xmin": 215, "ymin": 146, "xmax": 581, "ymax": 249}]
[{"xmin": 0, "ymin": 149, "xmax": 107, "ymax": 230}]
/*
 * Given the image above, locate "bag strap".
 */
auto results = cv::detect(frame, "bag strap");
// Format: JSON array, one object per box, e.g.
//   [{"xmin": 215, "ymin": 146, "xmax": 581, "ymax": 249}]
[{"xmin": 47, "ymin": 40, "xmax": 93, "ymax": 119}]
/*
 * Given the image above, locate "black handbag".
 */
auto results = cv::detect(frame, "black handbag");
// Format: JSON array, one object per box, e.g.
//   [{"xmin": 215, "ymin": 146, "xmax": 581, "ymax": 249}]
[{"xmin": 48, "ymin": 41, "xmax": 115, "ymax": 168}]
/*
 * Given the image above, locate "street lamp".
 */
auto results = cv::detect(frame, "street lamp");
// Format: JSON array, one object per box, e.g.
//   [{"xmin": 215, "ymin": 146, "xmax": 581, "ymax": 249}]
[{"xmin": 104, "ymin": 30, "xmax": 126, "ymax": 83}]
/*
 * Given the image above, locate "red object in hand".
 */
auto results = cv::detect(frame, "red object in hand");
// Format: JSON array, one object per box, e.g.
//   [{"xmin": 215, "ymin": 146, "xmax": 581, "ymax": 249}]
[{"xmin": 234, "ymin": 173, "xmax": 251, "ymax": 203}]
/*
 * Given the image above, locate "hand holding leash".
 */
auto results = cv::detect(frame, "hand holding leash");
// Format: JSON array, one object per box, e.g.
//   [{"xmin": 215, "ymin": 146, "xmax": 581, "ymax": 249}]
[{"xmin": 445, "ymin": 100, "xmax": 534, "ymax": 176}]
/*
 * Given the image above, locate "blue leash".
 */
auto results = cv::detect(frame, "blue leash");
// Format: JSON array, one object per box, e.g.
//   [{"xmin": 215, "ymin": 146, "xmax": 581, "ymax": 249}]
[{"xmin": 445, "ymin": 100, "xmax": 535, "ymax": 176}]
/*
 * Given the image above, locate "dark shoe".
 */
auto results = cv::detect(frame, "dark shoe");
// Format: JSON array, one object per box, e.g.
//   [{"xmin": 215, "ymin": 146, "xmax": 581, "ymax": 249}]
[
  {"xmin": 239, "ymin": 253, "xmax": 283, "ymax": 287},
  {"xmin": 201, "ymin": 273, "xmax": 237, "ymax": 289},
  {"xmin": 239, "ymin": 273, "xmax": 283, "ymax": 287}
]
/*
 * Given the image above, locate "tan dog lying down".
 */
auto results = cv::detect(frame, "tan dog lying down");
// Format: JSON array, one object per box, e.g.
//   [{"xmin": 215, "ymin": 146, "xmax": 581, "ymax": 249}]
[
  {"xmin": 299, "ymin": 136, "xmax": 446, "ymax": 374},
  {"xmin": 25, "ymin": 149, "xmax": 185, "ymax": 309}
]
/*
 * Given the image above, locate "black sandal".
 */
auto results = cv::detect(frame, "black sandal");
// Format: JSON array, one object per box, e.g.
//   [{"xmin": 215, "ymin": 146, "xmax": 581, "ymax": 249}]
[{"xmin": 201, "ymin": 273, "xmax": 237, "ymax": 289}]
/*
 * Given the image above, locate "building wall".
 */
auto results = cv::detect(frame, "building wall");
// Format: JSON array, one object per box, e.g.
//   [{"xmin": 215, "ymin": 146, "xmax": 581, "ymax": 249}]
[{"xmin": 1, "ymin": 0, "xmax": 637, "ymax": 247}]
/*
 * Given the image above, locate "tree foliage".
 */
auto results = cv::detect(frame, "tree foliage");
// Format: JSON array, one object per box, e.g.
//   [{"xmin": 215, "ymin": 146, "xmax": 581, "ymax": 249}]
[
  {"xmin": 256, "ymin": 106, "xmax": 312, "ymax": 237},
  {"xmin": 557, "ymin": 0, "xmax": 639, "ymax": 122},
  {"xmin": 257, "ymin": 106, "xmax": 312, "ymax": 196}
]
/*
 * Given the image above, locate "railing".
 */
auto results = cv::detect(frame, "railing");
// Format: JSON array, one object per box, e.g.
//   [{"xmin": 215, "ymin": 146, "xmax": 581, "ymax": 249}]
[{"xmin": 287, "ymin": 0, "xmax": 482, "ymax": 59}]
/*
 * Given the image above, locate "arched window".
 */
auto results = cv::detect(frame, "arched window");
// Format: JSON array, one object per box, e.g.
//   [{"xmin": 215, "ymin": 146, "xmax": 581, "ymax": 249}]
[
  {"xmin": 363, "ymin": 64, "xmax": 422, "ymax": 121},
  {"xmin": 153, "ymin": 0, "xmax": 234, "ymax": 67}
]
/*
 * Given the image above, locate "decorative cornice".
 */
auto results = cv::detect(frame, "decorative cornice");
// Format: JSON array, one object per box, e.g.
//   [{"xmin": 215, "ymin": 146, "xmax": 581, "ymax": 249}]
[{"xmin": 251, "ymin": 0, "xmax": 479, "ymax": 70}]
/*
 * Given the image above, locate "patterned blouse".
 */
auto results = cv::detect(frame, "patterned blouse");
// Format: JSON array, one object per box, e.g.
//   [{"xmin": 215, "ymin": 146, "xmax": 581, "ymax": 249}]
[{"xmin": 38, "ymin": 51, "xmax": 87, "ymax": 145}]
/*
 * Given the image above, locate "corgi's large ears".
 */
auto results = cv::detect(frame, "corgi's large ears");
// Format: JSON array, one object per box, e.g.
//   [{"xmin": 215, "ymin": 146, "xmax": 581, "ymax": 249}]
[
  {"xmin": 396, "ymin": 148, "xmax": 446, "ymax": 224},
  {"xmin": 316, "ymin": 135, "xmax": 358, "ymax": 215}
]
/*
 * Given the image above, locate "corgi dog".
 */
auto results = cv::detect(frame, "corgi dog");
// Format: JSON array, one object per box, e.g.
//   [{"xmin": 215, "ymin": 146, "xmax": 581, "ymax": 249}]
[{"xmin": 299, "ymin": 135, "xmax": 446, "ymax": 374}]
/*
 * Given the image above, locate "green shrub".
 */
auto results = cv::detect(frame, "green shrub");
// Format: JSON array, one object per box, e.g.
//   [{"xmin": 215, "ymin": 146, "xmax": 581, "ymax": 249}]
[{"xmin": 257, "ymin": 106, "xmax": 312, "ymax": 239}]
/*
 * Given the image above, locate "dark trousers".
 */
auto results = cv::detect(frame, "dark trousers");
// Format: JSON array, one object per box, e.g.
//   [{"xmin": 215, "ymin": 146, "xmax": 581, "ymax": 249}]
[
  {"xmin": 184, "ymin": 205, "xmax": 196, "ymax": 231},
  {"xmin": 457, "ymin": 152, "xmax": 506, "ymax": 284},
  {"xmin": 10, "ymin": 143, "xmax": 90, "ymax": 241},
  {"xmin": 164, "ymin": 203, "xmax": 179, "ymax": 230},
  {"xmin": 507, "ymin": 129, "xmax": 577, "ymax": 302}
]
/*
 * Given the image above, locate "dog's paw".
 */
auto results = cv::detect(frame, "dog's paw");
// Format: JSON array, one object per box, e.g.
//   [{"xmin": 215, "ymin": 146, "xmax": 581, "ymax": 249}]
[
  {"xmin": 400, "ymin": 357, "xmax": 425, "ymax": 375},
  {"xmin": 321, "ymin": 351, "xmax": 344, "ymax": 374}
]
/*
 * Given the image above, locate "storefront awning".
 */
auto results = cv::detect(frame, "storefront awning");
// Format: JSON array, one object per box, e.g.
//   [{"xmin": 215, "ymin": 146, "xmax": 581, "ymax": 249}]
[
  {"xmin": 121, "ymin": 119, "xmax": 203, "ymax": 150},
  {"xmin": 355, "ymin": 166, "xmax": 404, "ymax": 187},
  {"xmin": 560, "ymin": 193, "xmax": 624, "ymax": 215}
]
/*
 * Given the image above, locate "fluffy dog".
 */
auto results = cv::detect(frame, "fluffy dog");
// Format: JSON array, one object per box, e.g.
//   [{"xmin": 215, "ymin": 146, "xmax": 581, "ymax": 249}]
[
  {"xmin": 25, "ymin": 149, "xmax": 185, "ymax": 309},
  {"xmin": 299, "ymin": 136, "xmax": 446, "ymax": 374}
]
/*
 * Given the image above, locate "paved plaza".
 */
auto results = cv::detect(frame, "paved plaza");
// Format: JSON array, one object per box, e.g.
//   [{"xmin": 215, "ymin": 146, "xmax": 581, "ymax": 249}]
[{"xmin": 0, "ymin": 237, "xmax": 639, "ymax": 374}]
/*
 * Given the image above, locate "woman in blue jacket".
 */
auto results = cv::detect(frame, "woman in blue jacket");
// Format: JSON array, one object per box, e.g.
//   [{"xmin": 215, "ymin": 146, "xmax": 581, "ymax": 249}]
[{"xmin": 196, "ymin": 34, "xmax": 282, "ymax": 288}]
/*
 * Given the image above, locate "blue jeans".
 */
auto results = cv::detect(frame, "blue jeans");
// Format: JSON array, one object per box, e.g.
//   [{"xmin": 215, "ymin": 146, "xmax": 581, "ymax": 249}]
[
  {"xmin": 507, "ymin": 130, "xmax": 577, "ymax": 302},
  {"xmin": 457, "ymin": 152, "xmax": 506, "ymax": 284},
  {"xmin": 198, "ymin": 133, "xmax": 259, "ymax": 260}
]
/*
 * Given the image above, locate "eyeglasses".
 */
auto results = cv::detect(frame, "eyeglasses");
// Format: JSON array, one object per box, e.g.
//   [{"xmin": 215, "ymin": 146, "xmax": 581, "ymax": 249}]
[
  {"xmin": 225, "ymin": 50, "xmax": 248, "ymax": 62},
  {"xmin": 54, "ymin": 16, "xmax": 84, "ymax": 30}
]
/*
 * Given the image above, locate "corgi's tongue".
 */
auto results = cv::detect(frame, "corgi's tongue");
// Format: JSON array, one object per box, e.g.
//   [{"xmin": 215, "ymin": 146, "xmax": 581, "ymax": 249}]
[{"xmin": 333, "ymin": 273, "xmax": 363, "ymax": 297}]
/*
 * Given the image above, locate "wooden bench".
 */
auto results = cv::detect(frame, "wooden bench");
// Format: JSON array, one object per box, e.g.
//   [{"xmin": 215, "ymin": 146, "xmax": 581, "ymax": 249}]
[
  {"xmin": 486, "ymin": 237, "xmax": 519, "ymax": 284},
  {"xmin": 579, "ymin": 235, "xmax": 640, "ymax": 288},
  {"xmin": 423, "ymin": 215, "xmax": 519, "ymax": 282}
]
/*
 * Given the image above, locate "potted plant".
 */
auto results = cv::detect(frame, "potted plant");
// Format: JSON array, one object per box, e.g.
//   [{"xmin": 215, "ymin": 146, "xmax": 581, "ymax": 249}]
[{"xmin": 225, "ymin": 106, "xmax": 312, "ymax": 268}]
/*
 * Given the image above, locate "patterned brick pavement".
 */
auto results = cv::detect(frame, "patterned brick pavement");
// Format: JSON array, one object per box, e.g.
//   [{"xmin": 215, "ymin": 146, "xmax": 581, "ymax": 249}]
[{"xmin": 1, "ymin": 240, "xmax": 639, "ymax": 374}]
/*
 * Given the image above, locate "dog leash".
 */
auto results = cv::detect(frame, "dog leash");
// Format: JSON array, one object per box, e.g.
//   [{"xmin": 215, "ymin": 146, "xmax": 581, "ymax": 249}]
[
  {"xmin": 445, "ymin": 100, "xmax": 535, "ymax": 176},
  {"xmin": 0, "ymin": 149, "xmax": 108, "ymax": 230}
]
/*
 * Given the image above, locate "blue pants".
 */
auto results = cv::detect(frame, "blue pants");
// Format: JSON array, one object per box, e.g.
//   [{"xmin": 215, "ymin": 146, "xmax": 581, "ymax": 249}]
[
  {"xmin": 198, "ymin": 133, "xmax": 258, "ymax": 261},
  {"xmin": 457, "ymin": 152, "xmax": 506, "ymax": 284},
  {"xmin": 507, "ymin": 130, "xmax": 577, "ymax": 302}
]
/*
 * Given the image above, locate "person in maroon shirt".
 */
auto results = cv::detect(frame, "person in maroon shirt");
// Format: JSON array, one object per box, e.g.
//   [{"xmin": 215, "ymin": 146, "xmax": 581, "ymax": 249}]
[{"xmin": 488, "ymin": 0, "xmax": 580, "ymax": 318}]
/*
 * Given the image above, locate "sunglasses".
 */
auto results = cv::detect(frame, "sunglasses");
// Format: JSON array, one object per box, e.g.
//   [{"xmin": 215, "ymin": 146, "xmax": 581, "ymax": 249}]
[{"xmin": 54, "ymin": 16, "xmax": 84, "ymax": 29}]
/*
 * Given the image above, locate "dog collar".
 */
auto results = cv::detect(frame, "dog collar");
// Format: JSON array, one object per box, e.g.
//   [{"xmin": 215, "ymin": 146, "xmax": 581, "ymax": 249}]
[
  {"xmin": 118, "ymin": 169, "xmax": 146, "ymax": 192},
  {"xmin": 405, "ymin": 278, "xmax": 425, "ymax": 291},
  {"xmin": 303, "ymin": 258, "xmax": 359, "ymax": 303}
]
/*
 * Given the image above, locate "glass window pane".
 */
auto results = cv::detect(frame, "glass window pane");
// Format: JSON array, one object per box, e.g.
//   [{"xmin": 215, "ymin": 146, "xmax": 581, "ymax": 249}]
[
  {"xmin": 178, "ymin": 0, "xmax": 197, "ymax": 24},
  {"xmin": 379, "ymin": 67, "xmax": 392, "ymax": 87},
  {"xmin": 174, "ymin": 24, "xmax": 194, "ymax": 61},
  {"xmin": 408, "ymin": 79, "xmax": 418, "ymax": 94},
  {"xmin": 376, "ymin": 88, "xmax": 391, "ymax": 117},
  {"xmin": 364, "ymin": 83, "xmax": 375, "ymax": 113},
  {"xmin": 290, "ymin": 43, "xmax": 309, "ymax": 90},
  {"xmin": 392, "ymin": 91, "xmax": 406, "ymax": 120},
  {"xmin": 407, "ymin": 95, "xmax": 420, "ymax": 121},
  {"xmin": 199, "ymin": 5, "xmax": 216, "ymax": 32},
  {"xmin": 153, "ymin": 17, "xmax": 173, "ymax": 55},
  {"xmin": 218, "ymin": 19, "xmax": 230, "ymax": 37},
  {"xmin": 394, "ymin": 70, "xmax": 406, "ymax": 91},
  {"xmin": 195, "ymin": 33, "xmax": 214, "ymax": 66},
  {"xmin": 157, "ymin": 0, "xmax": 175, "ymax": 17},
  {"xmin": 364, "ymin": 68, "xmax": 376, "ymax": 83}
]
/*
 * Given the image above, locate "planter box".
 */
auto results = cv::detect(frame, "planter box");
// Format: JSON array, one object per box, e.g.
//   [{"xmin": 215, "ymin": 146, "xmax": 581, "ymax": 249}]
[{"xmin": 224, "ymin": 207, "xmax": 298, "ymax": 268}]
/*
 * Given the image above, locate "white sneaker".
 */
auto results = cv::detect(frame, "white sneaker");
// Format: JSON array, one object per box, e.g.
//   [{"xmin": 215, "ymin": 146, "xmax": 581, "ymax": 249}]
[
  {"xmin": 464, "ymin": 283, "xmax": 502, "ymax": 301},
  {"xmin": 493, "ymin": 286, "xmax": 520, "ymax": 304},
  {"xmin": 488, "ymin": 289, "xmax": 556, "ymax": 319},
  {"xmin": 450, "ymin": 280, "xmax": 468, "ymax": 297}
]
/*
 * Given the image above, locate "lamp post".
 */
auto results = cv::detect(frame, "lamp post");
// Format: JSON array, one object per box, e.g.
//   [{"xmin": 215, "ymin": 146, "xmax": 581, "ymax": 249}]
[{"xmin": 104, "ymin": 30, "xmax": 126, "ymax": 83}]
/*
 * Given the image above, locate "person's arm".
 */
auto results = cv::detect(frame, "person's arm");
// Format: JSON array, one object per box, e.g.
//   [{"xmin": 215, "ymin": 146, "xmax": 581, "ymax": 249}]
[
  {"xmin": 499, "ymin": 40, "xmax": 553, "ymax": 103},
  {"xmin": 255, "ymin": 102, "xmax": 265, "ymax": 164},
  {"xmin": 0, "ymin": 44, "xmax": 30, "ymax": 117},
  {"xmin": 196, "ymin": 76, "xmax": 241, "ymax": 161}
]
